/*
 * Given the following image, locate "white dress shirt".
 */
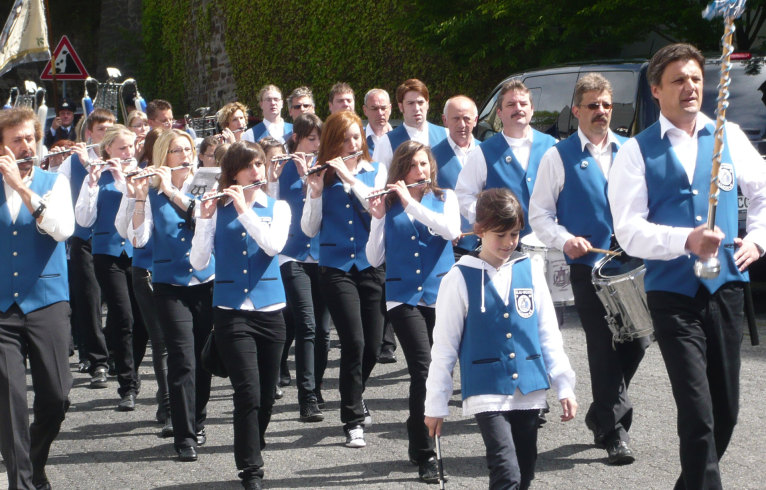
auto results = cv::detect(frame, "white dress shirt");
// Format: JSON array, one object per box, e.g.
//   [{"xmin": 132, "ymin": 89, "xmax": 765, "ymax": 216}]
[
  {"xmin": 190, "ymin": 189, "xmax": 290, "ymax": 311},
  {"xmin": 424, "ymin": 253, "xmax": 576, "ymax": 418},
  {"xmin": 609, "ymin": 112, "xmax": 766, "ymax": 260},
  {"xmin": 372, "ymin": 122, "xmax": 430, "ymax": 169},
  {"xmin": 4, "ymin": 168, "xmax": 73, "ymax": 242},
  {"xmin": 445, "ymin": 134, "xmax": 476, "ymax": 166},
  {"xmin": 57, "ymin": 147, "xmax": 100, "ymax": 181},
  {"xmin": 300, "ymin": 160, "xmax": 388, "ymax": 238},
  {"xmin": 243, "ymin": 118, "xmax": 286, "ymax": 144},
  {"xmin": 455, "ymin": 129, "xmax": 536, "ymax": 224},
  {"xmin": 530, "ymin": 128, "xmax": 622, "ymax": 251},
  {"xmin": 365, "ymin": 189, "xmax": 462, "ymax": 310}
]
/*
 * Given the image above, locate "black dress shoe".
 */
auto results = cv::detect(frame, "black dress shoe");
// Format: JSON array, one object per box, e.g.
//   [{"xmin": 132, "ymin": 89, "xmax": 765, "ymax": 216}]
[
  {"xmin": 274, "ymin": 386, "xmax": 283, "ymax": 399},
  {"xmin": 160, "ymin": 421, "xmax": 174, "ymax": 438},
  {"xmin": 378, "ymin": 350, "xmax": 397, "ymax": 364},
  {"xmin": 77, "ymin": 360, "xmax": 91, "ymax": 373},
  {"xmin": 176, "ymin": 446, "xmax": 198, "ymax": 462},
  {"xmin": 585, "ymin": 417, "xmax": 606, "ymax": 449},
  {"xmin": 606, "ymin": 440, "xmax": 635, "ymax": 465},
  {"xmin": 34, "ymin": 482, "xmax": 51, "ymax": 490},
  {"xmin": 196, "ymin": 427, "xmax": 207, "ymax": 446},
  {"xmin": 279, "ymin": 371, "xmax": 291, "ymax": 387},
  {"xmin": 117, "ymin": 393, "xmax": 136, "ymax": 411},
  {"xmin": 418, "ymin": 456, "xmax": 440, "ymax": 483},
  {"xmin": 239, "ymin": 471, "xmax": 263, "ymax": 490},
  {"xmin": 299, "ymin": 400, "xmax": 324, "ymax": 422}
]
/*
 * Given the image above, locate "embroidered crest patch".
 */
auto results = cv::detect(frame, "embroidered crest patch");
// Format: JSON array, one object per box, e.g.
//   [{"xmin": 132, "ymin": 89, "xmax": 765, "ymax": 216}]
[
  {"xmin": 718, "ymin": 163, "xmax": 734, "ymax": 192},
  {"xmin": 514, "ymin": 288, "xmax": 534, "ymax": 318}
]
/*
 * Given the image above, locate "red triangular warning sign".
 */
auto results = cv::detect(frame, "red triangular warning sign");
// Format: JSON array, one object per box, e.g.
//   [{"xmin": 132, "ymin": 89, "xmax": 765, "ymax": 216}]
[{"xmin": 40, "ymin": 35, "xmax": 89, "ymax": 81}]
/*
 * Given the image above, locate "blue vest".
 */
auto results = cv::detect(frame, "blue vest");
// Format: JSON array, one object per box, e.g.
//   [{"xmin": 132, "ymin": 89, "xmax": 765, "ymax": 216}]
[
  {"xmin": 212, "ymin": 198, "xmax": 285, "ymax": 309},
  {"xmin": 481, "ymin": 130, "xmax": 556, "ymax": 237},
  {"xmin": 69, "ymin": 153, "xmax": 93, "ymax": 240},
  {"xmin": 319, "ymin": 162, "xmax": 379, "ymax": 271},
  {"xmin": 247, "ymin": 121, "xmax": 293, "ymax": 143},
  {"xmin": 636, "ymin": 122, "xmax": 747, "ymax": 296},
  {"xmin": 431, "ymin": 138, "xmax": 479, "ymax": 251},
  {"xmin": 149, "ymin": 189, "xmax": 215, "ymax": 285},
  {"xmin": 278, "ymin": 160, "xmax": 319, "ymax": 261},
  {"xmin": 457, "ymin": 259, "xmax": 549, "ymax": 399},
  {"xmin": 384, "ymin": 193, "xmax": 454, "ymax": 305},
  {"xmin": 0, "ymin": 170, "xmax": 69, "ymax": 313},
  {"xmin": 554, "ymin": 132, "xmax": 626, "ymax": 267},
  {"xmin": 92, "ymin": 172, "xmax": 133, "ymax": 258},
  {"xmin": 386, "ymin": 122, "xmax": 448, "ymax": 154},
  {"xmin": 366, "ymin": 134, "xmax": 375, "ymax": 153},
  {"xmin": 132, "ymin": 235, "xmax": 153, "ymax": 271}
]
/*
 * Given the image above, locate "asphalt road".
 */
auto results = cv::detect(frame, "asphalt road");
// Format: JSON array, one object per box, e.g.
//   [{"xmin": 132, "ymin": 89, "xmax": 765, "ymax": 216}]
[{"xmin": 2, "ymin": 306, "xmax": 765, "ymax": 489}]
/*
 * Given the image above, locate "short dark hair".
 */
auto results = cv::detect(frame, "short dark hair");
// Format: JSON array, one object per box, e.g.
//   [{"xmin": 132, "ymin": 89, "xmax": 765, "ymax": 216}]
[
  {"xmin": 497, "ymin": 79, "xmax": 530, "ymax": 107},
  {"xmin": 647, "ymin": 43, "xmax": 705, "ymax": 87},
  {"xmin": 396, "ymin": 79, "xmax": 429, "ymax": 104},
  {"xmin": 329, "ymin": 82, "xmax": 354, "ymax": 104},
  {"xmin": 86, "ymin": 108, "xmax": 116, "ymax": 131},
  {"xmin": 287, "ymin": 86, "xmax": 314, "ymax": 107},
  {"xmin": 574, "ymin": 73, "xmax": 612, "ymax": 107},
  {"xmin": 474, "ymin": 188, "xmax": 524, "ymax": 234},
  {"xmin": 146, "ymin": 99, "xmax": 173, "ymax": 120}
]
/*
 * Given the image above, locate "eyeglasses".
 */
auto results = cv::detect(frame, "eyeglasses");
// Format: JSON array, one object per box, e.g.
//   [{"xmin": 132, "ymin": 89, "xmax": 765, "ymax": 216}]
[
  {"xmin": 153, "ymin": 119, "xmax": 175, "ymax": 127},
  {"xmin": 292, "ymin": 103, "xmax": 314, "ymax": 110},
  {"xmin": 582, "ymin": 101, "xmax": 613, "ymax": 110},
  {"xmin": 168, "ymin": 147, "xmax": 193, "ymax": 155}
]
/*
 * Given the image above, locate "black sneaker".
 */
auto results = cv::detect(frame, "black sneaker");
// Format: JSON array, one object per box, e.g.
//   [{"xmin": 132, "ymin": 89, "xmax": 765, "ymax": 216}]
[
  {"xmin": 89, "ymin": 367, "xmax": 108, "ymax": 389},
  {"xmin": 299, "ymin": 400, "xmax": 324, "ymax": 422},
  {"xmin": 315, "ymin": 389, "xmax": 325, "ymax": 409},
  {"xmin": 117, "ymin": 393, "xmax": 136, "ymax": 411}
]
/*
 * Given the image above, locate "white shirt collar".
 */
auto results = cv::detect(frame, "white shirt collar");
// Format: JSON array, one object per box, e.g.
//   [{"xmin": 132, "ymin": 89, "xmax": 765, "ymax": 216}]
[
  {"xmin": 403, "ymin": 122, "xmax": 427, "ymax": 140},
  {"xmin": 658, "ymin": 112, "xmax": 712, "ymax": 140},
  {"xmin": 365, "ymin": 123, "xmax": 391, "ymax": 139},
  {"xmin": 576, "ymin": 127, "xmax": 621, "ymax": 152},
  {"xmin": 502, "ymin": 126, "xmax": 533, "ymax": 147},
  {"xmin": 447, "ymin": 134, "xmax": 475, "ymax": 154},
  {"xmin": 262, "ymin": 118, "xmax": 283, "ymax": 130}
]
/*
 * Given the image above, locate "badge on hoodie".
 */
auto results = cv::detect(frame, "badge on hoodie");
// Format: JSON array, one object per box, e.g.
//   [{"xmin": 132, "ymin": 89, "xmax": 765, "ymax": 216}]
[{"xmin": 514, "ymin": 288, "xmax": 534, "ymax": 318}]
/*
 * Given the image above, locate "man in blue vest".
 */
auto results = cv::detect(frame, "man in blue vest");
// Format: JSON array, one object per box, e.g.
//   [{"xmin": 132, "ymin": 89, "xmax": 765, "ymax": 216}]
[
  {"xmin": 372, "ymin": 78, "xmax": 447, "ymax": 168},
  {"xmin": 243, "ymin": 85, "xmax": 293, "ymax": 144},
  {"xmin": 610, "ymin": 43, "xmax": 766, "ymax": 489},
  {"xmin": 431, "ymin": 95, "xmax": 478, "ymax": 256},
  {"xmin": 530, "ymin": 73, "xmax": 648, "ymax": 465},
  {"xmin": 0, "ymin": 107, "xmax": 74, "ymax": 489},
  {"xmin": 455, "ymin": 80, "xmax": 555, "ymax": 237},
  {"xmin": 362, "ymin": 88, "xmax": 392, "ymax": 153}
]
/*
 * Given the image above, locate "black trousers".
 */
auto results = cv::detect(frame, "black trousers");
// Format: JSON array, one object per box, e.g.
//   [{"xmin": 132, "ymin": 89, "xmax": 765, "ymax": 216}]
[
  {"xmin": 647, "ymin": 284, "xmax": 744, "ymax": 490},
  {"xmin": 215, "ymin": 308, "xmax": 285, "ymax": 480},
  {"xmin": 69, "ymin": 237, "xmax": 108, "ymax": 372},
  {"xmin": 0, "ymin": 302, "xmax": 72, "ymax": 489},
  {"xmin": 153, "ymin": 282, "xmax": 213, "ymax": 450},
  {"xmin": 131, "ymin": 267, "xmax": 169, "ymax": 412},
  {"xmin": 475, "ymin": 409, "xmax": 539, "ymax": 490},
  {"xmin": 570, "ymin": 264, "xmax": 648, "ymax": 444},
  {"xmin": 389, "ymin": 304, "xmax": 436, "ymax": 463},
  {"xmin": 279, "ymin": 261, "xmax": 330, "ymax": 403},
  {"xmin": 319, "ymin": 265, "xmax": 385, "ymax": 426},
  {"xmin": 93, "ymin": 253, "xmax": 140, "ymax": 397}
]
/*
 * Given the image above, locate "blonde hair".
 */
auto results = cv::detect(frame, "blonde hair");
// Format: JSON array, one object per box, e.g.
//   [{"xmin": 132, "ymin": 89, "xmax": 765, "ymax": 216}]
[
  {"xmin": 151, "ymin": 129, "xmax": 196, "ymax": 187},
  {"xmin": 100, "ymin": 124, "xmax": 136, "ymax": 159},
  {"xmin": 127, "ymin": 110, "xmax": 148, "ymax": 127}
]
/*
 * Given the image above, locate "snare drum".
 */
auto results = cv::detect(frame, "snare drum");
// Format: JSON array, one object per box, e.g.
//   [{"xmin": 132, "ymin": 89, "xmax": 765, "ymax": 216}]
[
  {"xmin": 591, "ymin": 249, "xmax": 653, "ymax": 343},
  {"xmin": 520, "ymin": 233, "xmax": 574, "ymax": 307}
]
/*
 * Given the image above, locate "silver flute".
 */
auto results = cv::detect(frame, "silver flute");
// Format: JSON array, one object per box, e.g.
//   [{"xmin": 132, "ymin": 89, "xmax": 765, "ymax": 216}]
[
  {"xmin": 366, "ymin": 179, "xmax": 431, "ymax": 199},
  {"xmin": 88, "ymin": 157, "xmax": 137, "ymax": 168},
  {"xmin": 200, "ymin": 180, "xmax": 267, "ymax": 202},
  {"xmin": 305, "ymin": 150, "xmax": 363, "ymax": 176},
  {"xmin": 126, "ymin": 163, "xmax": 190, "ymax": 179}
]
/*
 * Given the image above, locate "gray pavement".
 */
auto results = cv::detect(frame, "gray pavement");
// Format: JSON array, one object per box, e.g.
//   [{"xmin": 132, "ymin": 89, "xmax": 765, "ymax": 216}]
[{"xmin": 2, "ymin": 306, "xmax": 766, "ymax": 489}]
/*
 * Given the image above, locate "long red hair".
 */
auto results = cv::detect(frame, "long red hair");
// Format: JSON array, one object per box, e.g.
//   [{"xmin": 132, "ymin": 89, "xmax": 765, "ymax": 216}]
[{"xmin": 317, "ymin": 111, "xmax": 371, "ymax": 187}]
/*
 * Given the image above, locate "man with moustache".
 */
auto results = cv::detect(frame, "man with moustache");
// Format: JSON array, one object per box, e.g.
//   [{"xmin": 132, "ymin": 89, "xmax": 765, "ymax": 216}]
[
  {"xmin": 328, "ymin": 82, "xmax": 356, "ymax": 114},
  {"xmin": 455, "ymin": 80, "xmax": 555, "ymax": 237},
  {"xmin": 0, "ymin": 107, "xmax": 74, "ymax": 489},
  {"xmin": 430, "ymin": 95, "xmax": 479, "ymax": 256},
  {"xmin": 530, "ymin": 73, "xmax": 648, "ymax": 465},
  {"xmin": 610, "ymin": 44, "xmax": 766, "ymax": 487},
  {"xmin": 362, "ymin": 89, "xmax": 392, "ymax": 153},
  {"xmin": 372, "ymin": 78, "xmax": 447, "ymax": 168},
  {"xmin": 244, "ymin": 84, "xmax": 292, "ymax": 144},
  {"xmin": 287, "ymin": 86, "xmax": 316, "ymax": 121}
]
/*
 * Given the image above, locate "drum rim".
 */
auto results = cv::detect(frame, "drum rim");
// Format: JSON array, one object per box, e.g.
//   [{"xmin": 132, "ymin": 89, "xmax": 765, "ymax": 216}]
[{"xmin": 591, "ymin": 247, "xmax": 645, "ymax": 281}]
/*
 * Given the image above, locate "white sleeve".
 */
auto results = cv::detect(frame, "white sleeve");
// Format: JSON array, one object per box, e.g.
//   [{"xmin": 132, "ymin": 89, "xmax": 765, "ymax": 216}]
[
  {"xmin": 404, "ymin": 189, "xmax": 461, "ymax": 240},
  {"xmin": 114, "ymin": 194, "xmax": 132, "ymax": 239},
  {"xmin": 609, "ymin": 138, "xmax": 691, "ymax": 260},
  {"xmin": 238, "ymin": 199, "xmax": 291, "ymax": 256},
  {"xmin": 424, "ymin": 267, "xmax": 468, "ymax": 419},
  {"xmin": 455, "ymin": 147, "xmax": 487, "ymax": 224},
  {"xmin": 532, "ymin": 259, "xmax": 576, "ymax": 401},
  {"xmin": 371, "ymin": 137, "xmax": 393, "ymax": 169},
  {"xmin": 529, "ymin": 147, "xmax": 573, "ymax": 251},
  {"xmin": 301, "ymin": 193, "xmax": 322, "ymax": 238},
  {"xmin": 37, "ymin": 173, "xmax": 74, "ymax": 242},
  {"xmin": 74, "ymin": 178, "xmax": 98, "ymax": 228},
  {"xmin": 190, "ymin": 213, "xmax": 216, "ymax": 271},
  {"xmin": 365, "ymin": 216, "xmax": 386, "ymax": 268}
]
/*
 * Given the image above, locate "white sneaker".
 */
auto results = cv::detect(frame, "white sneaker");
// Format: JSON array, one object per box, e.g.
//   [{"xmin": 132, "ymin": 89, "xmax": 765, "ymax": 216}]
[{"xmin": 344, "ymin": 425, "xmax": 366, "ymax": 448}]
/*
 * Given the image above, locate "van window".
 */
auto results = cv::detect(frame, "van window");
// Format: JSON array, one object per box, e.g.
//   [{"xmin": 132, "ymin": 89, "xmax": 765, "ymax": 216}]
[{"xmin": 523, "ymin": 72, "xmax": 578, "ymax": 139}]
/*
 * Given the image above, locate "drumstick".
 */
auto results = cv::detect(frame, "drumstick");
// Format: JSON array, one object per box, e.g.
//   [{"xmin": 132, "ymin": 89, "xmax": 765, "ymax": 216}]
[
  {"xmin": 459, "ymin": 231, "xmax": 475, "ymax": 238},
  {"xmin": 588, "ymin": 247, "xmax": 621, "ymax": 256},
  {"xmin": 435, "ymin": 434, "xmax": 446, "ymax": 489}
]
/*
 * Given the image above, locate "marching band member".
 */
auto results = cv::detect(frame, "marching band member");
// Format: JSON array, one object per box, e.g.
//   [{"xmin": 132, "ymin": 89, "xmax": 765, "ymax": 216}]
[
  {"xmin": 362, "ymin": 88, "xmax": 392, "ymax": 153},
  {"xmin": 371, "ymin": 79, "xmax": 447, "ymax": 169},
  {"xmin": 217, "ymin": 102, "xmax": 248, "ymax": 144},
  {"xmin": 530, "ymin": 73, "xmax": 647, "ymax": 465},
  {"xmin": 366, "ymin": 141, "xmax": 461, "ymax": 482},
  {"xmin": 198, "ymin": 136, "xmax": 219, "ymax": 168},
  {"xmin": 455, "ymin": 80, "xmax": 556, "ymax": 237},
  {"xmin": 44, "ymin": 138, "xmax": 76, "ymax": 172},
  {"xmin": 115, "ymin": 127, "xmax": 172, "ymax": 432},
  {"xmin": 0, "ymin": 107, "xmax": 74, "ymax": 490},
  {"xmin": 191, "ymin": 141, "xmax": 290, "ymax": 490},
  {"xmin": 128, "ymin": 129, "xmax": 215, "ymax": 462},
  {"xmin": 287, "ymin": 86, "xmax": 316, "ymax": 122},
  {"xmin": 266, "ymin": 114, "xmax": 330, "ymax": 419},
  {"xmin": 76, "ymin": 125, "xmax": 143, "ymax": 412},
  {"xmin": 60, "ymin": 108, "xmax": 115, "ymax": 385},
  {"xmin": 127, "ymin": 110, "xmax": 150, "ymax": 155},
  {"xmin": 243, "ymin": 85, "xmax": 292, "ymax": 144},
  {"xmin": 301, "ymin": 111, "xmax": 387, "ymax": 448},
  {"xmin": 328, "ymin": 82, "xmax": 356, "ymax": 114},
  {"xmin": 425, "ymin": 188, "xmax": 577, "ymax": 490}
]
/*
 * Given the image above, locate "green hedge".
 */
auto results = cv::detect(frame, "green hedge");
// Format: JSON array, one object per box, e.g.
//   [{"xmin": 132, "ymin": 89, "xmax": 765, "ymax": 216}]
[{"xmin": 142, "ymin": 0, "xmax": 500, "ymax": 120}]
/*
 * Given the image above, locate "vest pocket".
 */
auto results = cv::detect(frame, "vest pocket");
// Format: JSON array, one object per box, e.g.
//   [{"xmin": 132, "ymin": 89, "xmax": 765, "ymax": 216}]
[
  {"xmin": 386, "ymin": 277, "xmax": 402, "ymax": 282},
  {"xmin": 155, "ymin": 259, "xmax": 171, "ymax": 263},
  {"xmin": 320, "ymin": 243, "xmax": 336, "ymax": 246},
  {"xmin": 472, "ymin": 357, "xmax": 500, "ymax": 364},
  {"xmin": 39, "ymin": 273, "xmax": 61, "ymax": 278}
]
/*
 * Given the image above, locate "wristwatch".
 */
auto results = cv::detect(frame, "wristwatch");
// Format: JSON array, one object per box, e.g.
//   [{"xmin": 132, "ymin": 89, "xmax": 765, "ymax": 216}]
[{"xmin": 32, "ymin": 202, "xmax": 46, "ymax": 219}]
